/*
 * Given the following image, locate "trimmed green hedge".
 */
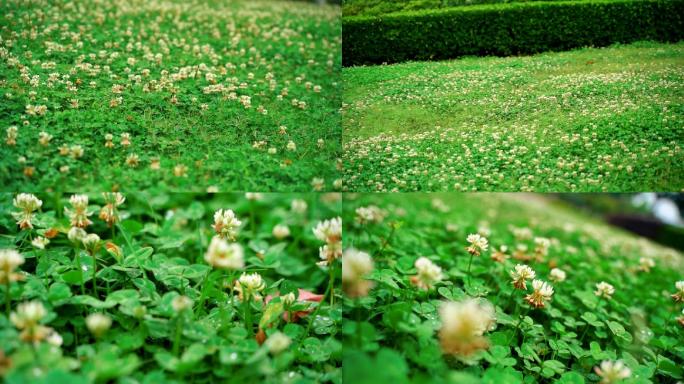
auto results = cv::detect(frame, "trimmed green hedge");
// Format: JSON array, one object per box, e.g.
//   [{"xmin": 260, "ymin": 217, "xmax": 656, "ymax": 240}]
[{"xmin": 342, "ymin": 0, "xmax": 684, "ymax": 65}]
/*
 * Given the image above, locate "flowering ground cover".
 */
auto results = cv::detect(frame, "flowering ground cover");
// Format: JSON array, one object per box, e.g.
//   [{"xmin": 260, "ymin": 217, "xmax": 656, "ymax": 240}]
[
  {"xmin": 0, "ymin": 191, "xmax": 342, "ymax": 382},
  {"xmin": 0, "ymin": 0, "xmax": 342, "ymax": 192},
  {"xmin": 342, "ymin": 193, "xmax": 684, "ymax": 383},
  {"xmin": 343, "ymin": 42, "xmax": 684, "ymax": 192}
]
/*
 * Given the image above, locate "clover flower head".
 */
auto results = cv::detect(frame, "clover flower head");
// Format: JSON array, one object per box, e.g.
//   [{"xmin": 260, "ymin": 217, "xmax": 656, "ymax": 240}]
[
  {"xmin": 525, "ymin": 279, "xmax": 554, "ymax": 308},
  {"xmin": 466, "ymin": 233, "xmax": 488, "ymax": 256},
  {"xmin": 213, "ymin": 209, "xmax": 242, "ymax": 240},
  {"xmin": 313, "ymin": 217, "xmax": 342, "ymax": 244},
  {"xmin": 204, "ymin": 236, "xmax": 244, "ymax": 270},
  {"xmin": 65, "ymin": 194, "xmax": 93, "ymax": 228},
  {"xmin": 671, "ymin": 280, "xmax": 684, "ymax": 302},
  {"xmin": 0, "ymin": 249, "xmax": 25, "ymax": 284},
  {"xmin": 595, "ymin": 281, "xmax": 615, "ymax": 299},
  {"xmin": 86, "ymin": 313, "xmax": 112, "ymax": 338},
  {"xmin": 82, "ymin": 233, "xmax": 101, "ymax": 254},
  {"xmin": 12, "ymin": 193, "xmax": 42, "ymax": 230},
  {"xmin": 638, "ymin": 257, "xmax": 655, "ymax": 272},
  {"xmin": 438, "ymin": 299, "xmax": 495, "ymax": 359},
  {"xmin": 100, "ymin": 192, "xmax": 125, "ymax": 226},
  {"xmin": 272, "ymin": 224, "xmax": 290, "ymax": 240},
  {"xmin": 411, "ymin": 256, "xmax": 443, "ymax": 290},
  {"xmin": 237, "ymin": 272, "xmax": 265, "ymax": 301},
  {"xmin": 355, "ymin": 205, "xmax": 387, "ymax": 225},
  {"xmin": 291, "ymin": 199, "xmax": 308, "ymax": 214},
  {"xmin": 172, "ymin": 295, "xmax": 193, "ymax": 313},
  {"xmin": 11, "ymin": 300, "xmax": 52, "ymax": 343},
  {"xmin": 594, "ymin": 360, "xmax": 631, "ymax": 383},
  {"xmin": 342, "ymin": 248, "xmax": 374, "ymax": 298},
  {"xmin": 549, "ymin": 268, "xmax": 566, "ymax": 283},
  {"xmin": 265, "ymin": 331, "xmax": 292, "ymax": 355},
  {"xmin": 32, "ymin": 236, "xmax": 50, "ymax": 250},
  {"xmin": 510, "ymin": 264, "xmax": 536, "ymax": 290}
]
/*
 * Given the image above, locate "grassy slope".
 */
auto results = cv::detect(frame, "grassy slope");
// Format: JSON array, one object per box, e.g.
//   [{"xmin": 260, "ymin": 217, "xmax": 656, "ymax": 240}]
[
  {"xmin": 0, "ymin": 0, "xmax": 341, "ymax": 192},
  {"xmin": 342, "ymin": 193, "xmax": 684, "ymax": 382},
  {"xmin": 343, "ymin": 42, "xmax": 684, "ymax": 192}
]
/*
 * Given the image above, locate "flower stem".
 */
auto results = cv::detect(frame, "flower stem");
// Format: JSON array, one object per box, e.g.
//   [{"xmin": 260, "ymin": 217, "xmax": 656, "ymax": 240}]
[
  {"xmin": 243, "ymin": 295, "xmax": 253, "ymax": 336},
  {"xmin": 328, "ymin": 264, "xmax": 335, "ymax": 306},
  {"xmin": 4, "ymin": 280, "xmax": 10, "ymax": 317},
  {"xmin": 196, "ymin": 270, "xmax": 211, "ymax": 317},
  {"xmin": 75, "ymin": 247, "xmax": 85, "ymax": 295},
  {"xmin": 508, "ymin": 307, "xmax": 529, "ymax": 344},
  {"xmin": 173, "ymin": 315, "xmax": 183, "ymax": 356},
  {"xmin": 92, "ymin": 253, "xmax": 98, "ymax": 298},
  {"xmin": 466, "ymin": 253, "xmax": 474, "ymax": 288}
]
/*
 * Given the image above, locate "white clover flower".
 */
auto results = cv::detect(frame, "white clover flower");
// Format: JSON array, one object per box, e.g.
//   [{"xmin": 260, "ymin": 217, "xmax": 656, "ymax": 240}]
[
  {"xmin": 64, "ymin": 194, "xmax": 93, "ymax": 228},
  {"xmin": 86, "ymin": 313, "xmax": 112, "ymax": 337},
  {"xmin": 549, "ymin": 268, "xmax": 566, "ymax": 283},
  {"xmin": 100, "ymin": 192, "xmax": 125, "ymax": 226},
  {"xmin": 355, "ymin": 205, "xmax": 387, "ymax": 225},
  {"xmin": 286, "ymin": 140, "xmax": 296, "ymax": 151},
  {"xmin": 466, "ymin": 233, "xmax": 488, "ymax": 256},
  {"xmin": 237, "ymin": 272, "xmax": 265, "ymax": 301},
  {"xmin": 82, "ymin": 233, "xmax": 101, "ymax": 254},
  {"xmin": 272, "ymin": 224, "xmax": 290, "ymax": 240},
  {"xmin": 411, "ymin": 257, "xmax": 443, "ymax": 290},
  {"xmin": 671, "ymin": 280, "xmax": 684, "ymax": 302},
  {"xmin": 291, "ymin": 199, "xmax": 308, "ymax": 214},
  {"xmin": 510, "ymin": 264, "xmax": 536, "ymax": 290},
  {"xmin": 0, "ymin": 249, "xmax": 25, "ymax": 284},
  {"xmin": 525, "ymin": 279, "xmax": 554, "ymax": 308},
  {"xmin": 342, "ymin": 248, "xmax": 374, "ymax": 298},
  {"xmin": 313, "ymin": 217, "xmax": 342, "ymax": 244},
  {"xmin": 31, "ymin": 236, "xmax": 50, "ymax": 250},
  {"xmin": 204, "ymin": 236, "xmax": 244, "ymax": 270},
  {"xmin": 68, "ymin": 227, "xmax": 87, "ymax": 243},
  {"xmin": 638, "ymin": 257, "xmax": 655, "ymax": 272},
  {"xmin": 172, "ymin": 295, "xmax": 193, "ymax": 313},
  {"xmin": 282, "ymin": 292, "xmax": 296, "ymax": 306},
  {"xmin": 438, "ymin": 299, "xmax": 495, "ymax": 358},
  {"xmin": 38, "ymin": 131, "xmax": 52, "ymax": 146},
  {"xmin": 594, "ymin": 360, "xmax": 631, "ymax": 383},
  {"xmin": 46, "ymin": 331, "xmax": 63, "ymax": 347},
  {"xmin": 12, "ymin": 193, "xmax": 42, "ymax": 230},
  {"xmin": 314, "ymin": 217, "xmax": 342, "ymax": 267},
  {"xmin": 264, "ymin": 331, "xmax": 292, "ymax": 355},
  {"xmin": 10, "ymin": 300, "xmax": 46, "ymax": 329},
  {"xmin": 213, "ymin": 209, "xmax": 242, "ymax": 241},
  {"xmin": 245, "ymin": 192, "xmax": 263, "ymax": 201},
  {"xmin": 595, "ymin": 282, "xmax": 615, "ymax": 299}
]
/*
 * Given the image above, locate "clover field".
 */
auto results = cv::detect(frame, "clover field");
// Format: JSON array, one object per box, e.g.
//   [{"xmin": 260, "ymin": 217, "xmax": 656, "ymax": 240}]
[
  {"xmin": 0, "ymin": 191, "xmax": 342, "ymax": 383},
  {"xmin": 343, "ymin": 42, "xmax": 684, "ymax": 192},
  {"xmin": 342, "ymin": 193, "xmax": 684, "ymax": 383},
  {"xmin": 0, "ymin": 0, "xmax": 342, "ymax": 192}
]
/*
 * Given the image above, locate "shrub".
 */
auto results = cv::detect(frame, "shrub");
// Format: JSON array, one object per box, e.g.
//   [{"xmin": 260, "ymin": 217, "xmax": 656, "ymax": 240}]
[{"xmin": 342, "ymin": 0, "xmax": 684, "ymax": 65}]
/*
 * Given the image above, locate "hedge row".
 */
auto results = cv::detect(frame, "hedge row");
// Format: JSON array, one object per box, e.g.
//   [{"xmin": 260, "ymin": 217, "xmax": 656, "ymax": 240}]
[{"xmin": 342, "ymin": 0, "xmax": 684, "ymax": 65}]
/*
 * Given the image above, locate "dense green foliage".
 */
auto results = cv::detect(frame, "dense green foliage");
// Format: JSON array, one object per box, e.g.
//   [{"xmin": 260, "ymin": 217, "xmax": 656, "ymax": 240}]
[
  {"xmin": 342, "ymin": 193, "xmax": 684, "ymax": 383},
  {"xmin": 0, "ymin": 0, "xmax": 342, "ymax": 192},
  {"xmin": 343, "ymin": 42, "xmax": 684, "ymax": 192},
  {"xmin": 342, "ymin": 0, "xmax": 684, "ymax": 66},
  {"xmin": 0, "ymin": 192, "xmax": 342, "ymax": 383},
  {"xmin": 343, "ymin": 0, "xmax": 566, "ymax": 16}
]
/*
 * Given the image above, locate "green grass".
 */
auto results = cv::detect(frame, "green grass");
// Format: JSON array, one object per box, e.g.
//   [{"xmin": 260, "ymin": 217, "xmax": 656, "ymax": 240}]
[
  {"xmin": 0, "ymin": 191, "xmax": 342, "ymax": 382},
  {"xmin": 342, "ymin": 193, "xmax": 684, "ymax": 383},
  {"xmin": 343, "ymin": 42, "xmax": 684, "ymax": 192},
  {"xmin": 0, "ymin": 0, "xmax": 342, "ymax": 192}
]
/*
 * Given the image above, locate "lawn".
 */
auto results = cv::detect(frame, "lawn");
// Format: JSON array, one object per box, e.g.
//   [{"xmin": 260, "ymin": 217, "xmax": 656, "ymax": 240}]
[
  {"xmin": 342, "ymin": 42, "xmax": 684, "ymax": 192},
  {"xmin": 0, "ymin": 191, "xmax": 342, "ymax": 382},
  {"xmin": 0, "ymin": 0, "xmax": 342, "ymax": 192},
  {"xmin": 342, "ymin": 193, "xmax": 684, "ymax": 383}
]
